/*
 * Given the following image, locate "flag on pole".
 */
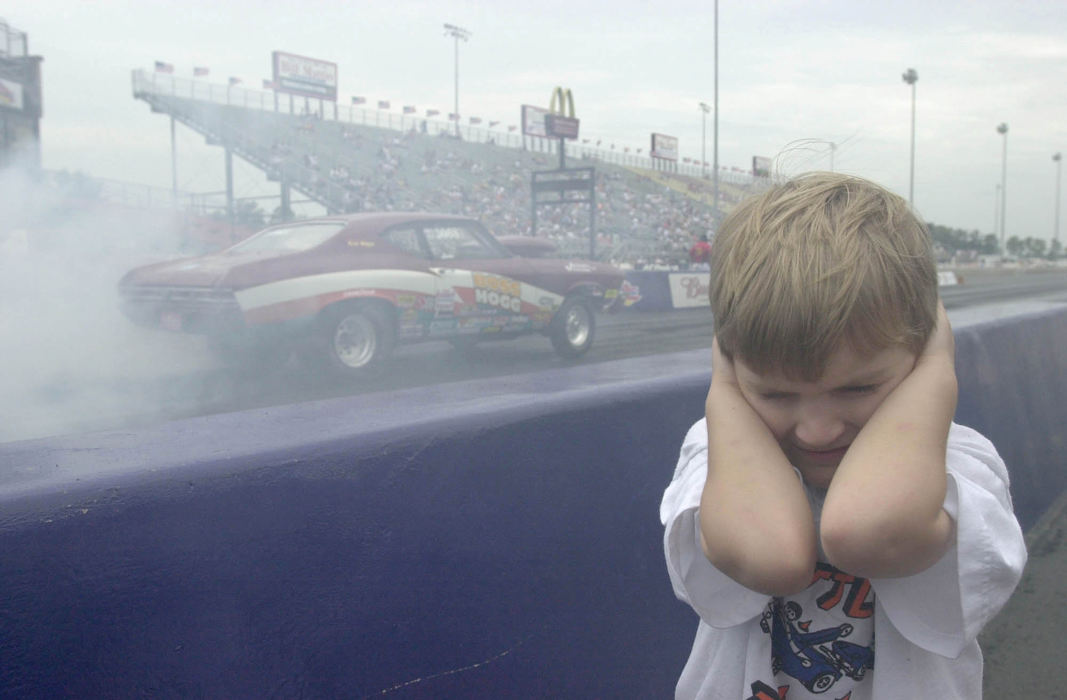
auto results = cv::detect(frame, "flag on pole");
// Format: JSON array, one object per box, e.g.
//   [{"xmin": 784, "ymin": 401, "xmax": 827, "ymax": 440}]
[
  {"xmin": 378, "ymin": 100, "xmax": 390, "ymax": 109},
  {"xmin": 154, "ymin": 61, "xmax": 174, "ymax": 73},
  {"xmin": 228, "ymin": 76, "xmax": 242, "ymax": 86},
  {"xmin": 469, "ymin": 117, "xmax": 482, "ymax": 125},
  {"xmin": 507, "ymin": 125, "xmax": 517, "ymax": 132},
  {"xmin": 426, "ymin": 109, "xmax": 440, "ymax": 117},
  {"xmin": 403, "ymin": 105, "xmax": 416, "ymax": 114},
  {"xmin": 352, "ymin": 96, "xmax": 366, "ymax": 105},
  {"xmin": 448, "ymin": 113, "xmax": 459, "ymax": 121},
  {"xmin": 489, "ymin": 121, "xmax": 500, "ymax": 128},
  {"xmin": 193, "ymin": 66, "xmax": 209, "ymax": 77}
]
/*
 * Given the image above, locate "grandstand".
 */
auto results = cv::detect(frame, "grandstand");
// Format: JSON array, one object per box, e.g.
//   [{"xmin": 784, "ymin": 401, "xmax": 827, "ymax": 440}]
[{"xmin": 132, "ymin": 69, "xmax": 771, "ymax": 266}]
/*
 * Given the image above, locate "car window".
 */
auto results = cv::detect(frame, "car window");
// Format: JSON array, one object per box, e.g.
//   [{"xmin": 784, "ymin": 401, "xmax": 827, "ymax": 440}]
[
  {"xmin": 380, "ymin": 225, "xmax": 428, "ymax": 259},
  {"xmin": 423, "ymin": 224, "xmax": 505, "ymax": 260},
  {"xmin": 229, "ymin": 222, "xmax": 346, "ymax": 253}
]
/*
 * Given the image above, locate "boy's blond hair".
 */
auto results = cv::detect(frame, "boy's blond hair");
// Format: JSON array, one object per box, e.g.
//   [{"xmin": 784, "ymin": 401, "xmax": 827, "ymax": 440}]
[{"xmin": 710, "ymin": 171, "xmax": 938, "ymax": 380}]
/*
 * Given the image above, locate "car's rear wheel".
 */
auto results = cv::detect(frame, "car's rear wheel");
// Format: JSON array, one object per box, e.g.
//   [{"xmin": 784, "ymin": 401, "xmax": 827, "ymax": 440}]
[
  {"xmin": 320, "ymin": 303, "xmax": 395, "ymax": 377},
  {"xmin": 550, "ymin": 296, "xmax": 595, "ymax": 358}
]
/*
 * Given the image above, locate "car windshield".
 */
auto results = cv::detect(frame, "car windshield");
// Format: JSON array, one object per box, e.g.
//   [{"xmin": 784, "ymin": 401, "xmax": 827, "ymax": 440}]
[{"xmin": 229, "ymin": 222, "xmax": 346, "ymax": 253}]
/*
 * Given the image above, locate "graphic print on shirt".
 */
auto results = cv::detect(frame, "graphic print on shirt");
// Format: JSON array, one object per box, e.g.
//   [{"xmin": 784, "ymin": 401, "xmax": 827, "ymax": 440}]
[{"xmin": 756, "ymin": 563, "xmax": 875, "ymax": 697}]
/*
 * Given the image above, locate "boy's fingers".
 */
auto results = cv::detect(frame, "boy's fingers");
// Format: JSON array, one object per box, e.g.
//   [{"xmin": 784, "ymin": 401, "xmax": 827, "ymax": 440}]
[{"xmin": 919, "ymin": 301, "xmax": 955, "ymax": 365}]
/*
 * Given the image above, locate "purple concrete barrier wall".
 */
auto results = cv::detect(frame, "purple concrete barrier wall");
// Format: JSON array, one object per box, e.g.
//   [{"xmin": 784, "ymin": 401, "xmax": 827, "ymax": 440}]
[
  {"xmin": 1, "ymin": 308, "xmax": 1064, "ymax": 697},
  {"xmin": 953, "ymin": 308, "xmax": 1067, "ymax": 530}
]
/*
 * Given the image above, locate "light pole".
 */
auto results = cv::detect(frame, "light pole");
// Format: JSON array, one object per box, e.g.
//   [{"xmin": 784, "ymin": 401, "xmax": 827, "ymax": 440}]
[
  {"xmin": 902, "ymin": 68, "xmax": 918, "ymax": 206},
  {"xmin": 699, "ymin": 102, "xmax": 710, "ymax": 178},
  {"xmin": 827, "ymin": 141, "xmax": 836, "ymax": 172},
  {"xmin": 994, "ymin": 183, "xmax": 1001, "ymax": 242},
  {"xmin": 1054, "ymin": 152, "xmax": 1062, "ymax": 245},
  {"xmin": 997, "ymin": 122, "xmax": 1008, "ymax": 252},
  {"xmin": 443, "ymin": 23, "xmax": 470, "ymax": 138},
  {"xmin": 712, "ymin": 0, "xmax": 720, "ymax": 219}
]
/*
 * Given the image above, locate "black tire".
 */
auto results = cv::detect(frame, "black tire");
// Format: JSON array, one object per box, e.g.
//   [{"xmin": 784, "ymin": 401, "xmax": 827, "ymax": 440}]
[
  {"xmin": 550, "ymin": 296, "xmax": 596, "ymax": 358},
  {"xmin": 320, "ymin": 303, "xmax": 395, "ymax": 377}
]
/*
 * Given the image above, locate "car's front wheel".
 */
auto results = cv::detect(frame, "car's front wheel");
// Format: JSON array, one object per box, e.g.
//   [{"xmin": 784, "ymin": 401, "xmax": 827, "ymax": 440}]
[
  {"xmin": 320, "ymin": 303, "xmax": 395, "ymax": 377},
  {"xmin": 550, "ymin": 296, "xmax": 596, "ymax": 358}
]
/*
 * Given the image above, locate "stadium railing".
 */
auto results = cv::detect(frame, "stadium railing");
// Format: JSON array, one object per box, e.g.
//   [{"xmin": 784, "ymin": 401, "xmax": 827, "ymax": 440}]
[{"xmin": 132, "ymin": 69, "xmax": 769, "ymax": 187}]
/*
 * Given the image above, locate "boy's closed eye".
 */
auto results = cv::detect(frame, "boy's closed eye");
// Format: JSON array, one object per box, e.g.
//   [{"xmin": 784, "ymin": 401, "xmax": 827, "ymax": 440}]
[
  {"xmin": 757, "ymin": 384, "xmax": 881, "ymax": 401},
  {"xmin": 839, "ymin": 384, "xmax": 880, "ymax": 395}
]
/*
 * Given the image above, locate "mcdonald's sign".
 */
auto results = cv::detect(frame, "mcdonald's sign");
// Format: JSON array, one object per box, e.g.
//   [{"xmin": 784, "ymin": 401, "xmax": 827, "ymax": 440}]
[
  {"xmin": 549, "ymin": 86, "xmax": 575, "ymax": 117},
  {"xmin": 545, "ymin": 86, "xmax": 579, "ymax": 139}
]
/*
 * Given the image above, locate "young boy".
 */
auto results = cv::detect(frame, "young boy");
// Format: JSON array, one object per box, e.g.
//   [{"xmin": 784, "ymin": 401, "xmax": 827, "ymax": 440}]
[{"xmin": 660, "ymin": 172, "xmax": 1027, "ymax": 699}]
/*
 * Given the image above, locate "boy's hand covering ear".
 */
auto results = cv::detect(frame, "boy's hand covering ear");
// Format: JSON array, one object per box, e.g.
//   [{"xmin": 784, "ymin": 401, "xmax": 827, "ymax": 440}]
[
  {"xmin": 915, "ymin": 301, "xmax": 956, "ymax": 373},
  {"xmin": 711, "ymin": 337, "xmax": 738, "ymax": 386}
]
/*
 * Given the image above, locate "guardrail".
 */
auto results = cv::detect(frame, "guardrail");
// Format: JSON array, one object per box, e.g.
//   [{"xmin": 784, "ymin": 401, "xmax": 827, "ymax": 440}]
[{"xmin": 1, "ymin": 307, "xmax": 1063, "ymax": 696}]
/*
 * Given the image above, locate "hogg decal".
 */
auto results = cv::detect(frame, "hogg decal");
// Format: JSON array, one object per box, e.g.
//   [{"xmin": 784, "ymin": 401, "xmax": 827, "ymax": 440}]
[{"xmin": 472, "ymin": 272, "xmax": 523, "ymax": 312}]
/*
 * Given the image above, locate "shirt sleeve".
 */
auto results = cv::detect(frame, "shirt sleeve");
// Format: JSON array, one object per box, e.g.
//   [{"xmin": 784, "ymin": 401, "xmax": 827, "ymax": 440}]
[
  {"xmin": 871, "ymin": 423, "xmax": 1028, "ymax": 658},
  {"xmin": 661, "ymin": 418, "xmax": 771, "ymax": 628}
]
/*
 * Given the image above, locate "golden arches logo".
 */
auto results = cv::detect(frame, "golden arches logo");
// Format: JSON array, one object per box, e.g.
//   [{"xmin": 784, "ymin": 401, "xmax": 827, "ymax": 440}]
[{"xmin": 549, "ymin": 87, "xmax": 575, "ymax": 117}]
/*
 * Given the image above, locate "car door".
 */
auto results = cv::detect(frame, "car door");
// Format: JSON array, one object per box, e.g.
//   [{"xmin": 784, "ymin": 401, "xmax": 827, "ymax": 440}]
[{"xmin": 420, "ymin": 221, "xmax": 541, "ymax": 336}]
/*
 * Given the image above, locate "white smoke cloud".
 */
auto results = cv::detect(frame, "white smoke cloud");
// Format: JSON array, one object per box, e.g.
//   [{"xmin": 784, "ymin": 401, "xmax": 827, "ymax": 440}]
[{"xmin": 0, "ymin": 162, "xmax": 220, "ymax": 443}]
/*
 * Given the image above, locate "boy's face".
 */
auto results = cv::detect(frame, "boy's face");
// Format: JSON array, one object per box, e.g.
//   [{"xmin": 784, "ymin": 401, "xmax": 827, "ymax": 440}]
[{"xmin": 734, "ymin": 343, "xmax": 917, "ymax": 489}]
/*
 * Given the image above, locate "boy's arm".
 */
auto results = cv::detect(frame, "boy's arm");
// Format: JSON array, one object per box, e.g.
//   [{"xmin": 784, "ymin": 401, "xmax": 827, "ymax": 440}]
[
  {"xmin": 700, "ymin": 340, "xmax": 817, "ymax": 596},
  {"xmin": 820, "ymin": 304, "xmax": 957, "ymax": 578}
]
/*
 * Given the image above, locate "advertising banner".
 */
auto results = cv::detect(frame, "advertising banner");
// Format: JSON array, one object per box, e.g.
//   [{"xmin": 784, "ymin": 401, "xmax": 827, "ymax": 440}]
[
  {"xmin": 272, "ymin": 51, "xmax": 338, "ymax": 101},
  {"xmin": 667, "ymin": 272, "xmax": 711, "ymax": 309}
]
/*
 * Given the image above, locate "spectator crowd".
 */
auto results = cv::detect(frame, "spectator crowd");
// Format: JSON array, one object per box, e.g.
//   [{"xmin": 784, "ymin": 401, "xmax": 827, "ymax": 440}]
[{"xmin": 158, "ymin": 96, "xmax": 768, "ymax": 268}]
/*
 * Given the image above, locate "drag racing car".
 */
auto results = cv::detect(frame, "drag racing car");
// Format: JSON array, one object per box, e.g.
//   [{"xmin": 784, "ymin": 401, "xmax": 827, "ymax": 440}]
[{"xmin": 118, "ymin": 212, "xmax": 625, "ymax": 377}]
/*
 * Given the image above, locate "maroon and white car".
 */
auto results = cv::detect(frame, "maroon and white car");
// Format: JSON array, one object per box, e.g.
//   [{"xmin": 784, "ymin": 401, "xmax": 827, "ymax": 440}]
[{"xmin": 118, "ymin": 212, "xmax": 625, "ymax": 376}]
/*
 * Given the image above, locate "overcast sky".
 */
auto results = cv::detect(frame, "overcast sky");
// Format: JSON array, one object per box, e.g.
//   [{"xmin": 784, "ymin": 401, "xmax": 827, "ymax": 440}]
[{"xmin": 10, "ymin": 0, "xmax": 1067, "ymax": 242}]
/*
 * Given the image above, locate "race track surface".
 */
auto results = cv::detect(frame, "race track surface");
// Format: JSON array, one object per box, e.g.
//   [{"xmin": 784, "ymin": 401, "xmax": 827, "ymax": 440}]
[{"xmin": 3, "ymin": 267, "xmax": 1067, "ymax": 444}]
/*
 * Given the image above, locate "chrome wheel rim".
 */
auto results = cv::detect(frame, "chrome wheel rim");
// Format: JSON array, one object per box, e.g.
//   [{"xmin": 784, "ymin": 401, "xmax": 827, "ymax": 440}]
[
  {"xmin": 334, "ymin": 314, "xmax": 376, "ymax": 368},
  {"xmin": 565, "ymin": 304, "xmax": 590, "ymax": 347}
]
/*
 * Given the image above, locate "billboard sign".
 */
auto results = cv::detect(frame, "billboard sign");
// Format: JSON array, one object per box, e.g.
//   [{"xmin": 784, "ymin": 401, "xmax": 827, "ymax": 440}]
[
  {"xmin": 0, "ymin": 77, "xmax": 24, "ymax": 111},
  {"xmin": 650, "ymin": 133, "xmax": 678, "ymax": 161},
  {"xmin": 752, "ymin": 155, "xmax": 772, "ymax": 178},
  {"xmin": 521, "ymin": 104, "xmax": 549, "ymax": 137},
  {"xmin": 545, "ymin": 114, "xmax": 580, "ymax": 139},
  {"xmin": 272, "ymin": 51, "xmax": 338, "ymax": 101}
]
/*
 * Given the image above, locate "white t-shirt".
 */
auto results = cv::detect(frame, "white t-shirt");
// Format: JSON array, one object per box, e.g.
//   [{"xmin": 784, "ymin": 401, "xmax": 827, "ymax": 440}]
[{"xmin": 661, "ymin": 420, "xmax": 1027, "ymax": 700}]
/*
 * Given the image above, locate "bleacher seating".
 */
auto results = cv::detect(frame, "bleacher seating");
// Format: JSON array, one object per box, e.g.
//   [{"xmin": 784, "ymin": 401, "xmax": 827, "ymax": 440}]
[{"xmin": 137, "ymin": 89, "xmax": 767, "ymax": 266}]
